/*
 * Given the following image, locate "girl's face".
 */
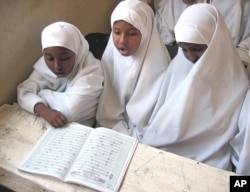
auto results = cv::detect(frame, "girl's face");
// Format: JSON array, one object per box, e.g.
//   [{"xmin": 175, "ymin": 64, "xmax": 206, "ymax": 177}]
[
  {"xmin": 43, "ymin": 47, "xmax": 76, "ymax": 78},
  {"xmin": 112, "ymin": 20, "xmax": 142, "ymax": 56},
  {"xmin": 178, "ymin": 42, "xmax": 207, "ymax": 64}
]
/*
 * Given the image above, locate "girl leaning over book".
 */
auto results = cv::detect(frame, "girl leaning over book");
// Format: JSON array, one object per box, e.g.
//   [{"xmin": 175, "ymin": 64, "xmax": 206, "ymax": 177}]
[{"xmin": 17, "ymin": 22, "xmax": 103, "ymax": 128}]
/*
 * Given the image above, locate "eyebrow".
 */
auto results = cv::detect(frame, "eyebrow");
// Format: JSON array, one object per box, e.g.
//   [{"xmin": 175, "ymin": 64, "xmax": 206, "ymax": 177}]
[
  {"xmin": 44, "ymin": 51, "xmax": 72, "ymax": 55},
  {"xmin": 179, "ymin": 44, "xmax": 206, "ymax": 49}
]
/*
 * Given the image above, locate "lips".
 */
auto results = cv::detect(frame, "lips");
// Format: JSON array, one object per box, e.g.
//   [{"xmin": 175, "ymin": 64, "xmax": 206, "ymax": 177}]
[
  {"xmin": 118, "ymin": 47, "xmax": 129, "ymax": 56},
  {"xmin": 54, "ymin": 71, "xmax": 65, "ymax": 77}
]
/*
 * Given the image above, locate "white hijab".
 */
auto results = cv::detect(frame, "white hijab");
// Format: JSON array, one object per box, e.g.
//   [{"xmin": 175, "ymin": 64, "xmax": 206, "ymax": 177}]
[
  {"xmin": 30, "ymin": 22, "xmax": 103, "ymax": 125},
  {"xmin": 231, "ymin": 89, "xmax": 250, "ymax": 175},
  {"xmin": 96, "ymin": 0, "xmax": 170, "ymax": 131},
  {"xmin": 156, "ymin": 0, "xmax": 250, "ymax": 48},
  {"xmin": 137, "ymin": 4, "xmax": 249, "ymax": 170},
  {"xmin": 35, "ymin": 21, "xmax": 89, "ymax": 83},
  {"xmin": 156, "ymin": 0, "xmax": 207, "ymax": 45}
]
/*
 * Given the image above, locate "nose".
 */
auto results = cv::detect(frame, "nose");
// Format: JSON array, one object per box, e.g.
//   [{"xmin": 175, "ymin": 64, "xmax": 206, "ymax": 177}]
[
  {"xmin": 186, "ymin": 52, "xmax": 198, "ymax": 63},
  {"xmin": 53, "ymin": 59, "xmax": 63, "ymax": 69},
  {"xmin": 119, "ymin": 33, "xmax": 127, "ymax": 44}
]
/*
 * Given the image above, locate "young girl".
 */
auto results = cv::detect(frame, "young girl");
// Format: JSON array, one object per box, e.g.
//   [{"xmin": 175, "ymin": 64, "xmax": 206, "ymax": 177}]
[
  {"xmin": 132, "ymin": 4, "xmax": 249, "ymax": 171},
  {"xmin": 96, "ymin": 0, "xmax": 170, "ymax": 132},
  {"xmin": 155, "ymin": 0, "xmax": 250, "ymax": 62},
  {"xmin": 17, "ymin": 22, "xmax": 103, "ymax": 128},
  {"xmin": 155, "ymin": 0, "xmax": 207, "ymax": 58}
]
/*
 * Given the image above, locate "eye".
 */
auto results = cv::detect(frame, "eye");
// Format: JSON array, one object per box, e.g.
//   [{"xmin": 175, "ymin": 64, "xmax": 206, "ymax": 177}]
[
  {"xmin": 112, "ymin": 29, "xmax": 121, "ymax": 36},
  {"xmin": 181, "ymin": 48, "xmax": 187, "ymax": 53},
  {"xmin": 128, "ymin": 30, "xmax": 139, "ymax": 36},
  {"xmin": 193, "ymin": 46, "xmax": 207, "ymax": 52},
  {"xmin": 60, "ymin": 55, "xmax": 70, "ymax": 61},
  {"xmin": 193, "ymin": 47, "xmax": 203, "ymax": 52},
  {"xmin": 45, "ymin": 55, "xmax": 54, "ymax": 61}
]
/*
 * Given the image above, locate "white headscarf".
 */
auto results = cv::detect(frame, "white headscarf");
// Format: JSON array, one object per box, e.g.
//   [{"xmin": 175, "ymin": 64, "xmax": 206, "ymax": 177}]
[
  {"xmin": 137, "ymin": 4, "xmax": 249, "ymax": 170},
  {"xmin": 231, "ymin": 89, "xmax": 250, "ymax": 175},
  {"xmin": 156, "ymin": 0, "xmax": 250, "ymax": 48},
  {"xmin": 155, "ymin": 0, "xmax": 207, "ymax": 45},
  {"xmin": 18, "ymin": 22, "xmax": 103, "ymax": 126},
  {"xmin": 36, "ymin": 22, "xmax": 89, "ymax": 81},
  {"xmin": 96, "ymin": 0, "xmax": 170, "ymax": 132}
]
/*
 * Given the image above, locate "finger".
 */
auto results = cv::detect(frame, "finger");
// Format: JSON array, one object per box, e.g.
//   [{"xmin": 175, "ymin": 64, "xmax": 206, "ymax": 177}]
[
  {"xmin": 59, "ymin": 114, "xmax": 67, "ymax": 124},
  {"xmin": 55, "ymin": 116, "xmax": 67, "ymax": 127}
]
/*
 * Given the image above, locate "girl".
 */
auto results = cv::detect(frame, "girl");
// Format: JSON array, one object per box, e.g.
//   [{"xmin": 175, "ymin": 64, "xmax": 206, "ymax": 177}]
[
  {"xmin": 96, "ymin": 0, "xmax": 170, "ymax": 132},
  {"xmin": 17, "ymin": 22, "xmax": 103, "ymax": 127},
  {"xmin": 155, "ymin": 0, "xmax": 250, "ymax": 62},
  {"xmin": 134, "ymin": 4, "xmax": 249, "ymax": 171}
]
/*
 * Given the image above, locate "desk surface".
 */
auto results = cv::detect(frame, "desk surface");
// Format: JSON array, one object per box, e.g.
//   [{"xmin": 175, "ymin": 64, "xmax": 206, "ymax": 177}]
[{"xmin": 0, "ymin": 103, "xmax": 236, "ymax": 192}]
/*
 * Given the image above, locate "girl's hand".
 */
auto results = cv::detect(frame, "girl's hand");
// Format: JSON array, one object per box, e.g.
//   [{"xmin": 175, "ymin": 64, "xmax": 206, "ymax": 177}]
[{"xmin": 34, "ymin": 103, "xmax": 68, "ymax": 128}]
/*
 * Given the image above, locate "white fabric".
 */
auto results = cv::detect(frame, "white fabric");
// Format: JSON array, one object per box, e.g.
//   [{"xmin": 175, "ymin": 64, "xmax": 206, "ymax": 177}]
[
  {"xmin": 155, "ymin": 0, "xmax": 207, "ymax": 45},
  {"xmin": 96, "ymin": 0, "xmax": 170, "ymax": 131},
  {"xmin": 210, "ymin": 0, "xmax": 250, "ymax": 78},
  {"xmin": 210, "ymin": 0, "xmax": 250, "ymax": 49},
  {"xmin": 133, "ymin": 4, "xmax": 249, "ymax": 170},
  {"xmin": 175, "ymin": 8, "xmax": 215, "ymax": 46},
  {"xmin": 17, "ymin": 22, "xmax": 103, "ymax": 126},
  {"xmin": 231, "ymin": 89, "xmax": 250, "ymax": 175},
  {"xmin": 156, "ymin": 0, "xmax": 250, "ymax": 46}
]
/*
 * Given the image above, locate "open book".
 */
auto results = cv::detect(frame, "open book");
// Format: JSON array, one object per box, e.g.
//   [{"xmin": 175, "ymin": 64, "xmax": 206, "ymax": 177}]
[{"xmin": 18, "ymin": 123, "xmax": 138, "ymax": 192}]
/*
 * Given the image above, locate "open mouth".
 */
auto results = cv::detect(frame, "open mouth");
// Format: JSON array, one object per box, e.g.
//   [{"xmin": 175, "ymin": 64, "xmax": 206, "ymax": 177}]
[
  {"xmin": 55, "ymin": 71, "xmax": 65, "ymax": 77},
  {"xmin": 118, "ymin": 47, "xmax": 129, "ymax": 56}
]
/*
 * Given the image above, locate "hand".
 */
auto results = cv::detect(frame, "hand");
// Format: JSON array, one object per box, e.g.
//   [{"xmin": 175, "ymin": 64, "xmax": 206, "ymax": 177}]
[{"xmin": 34, "ymin": 103, "xmax": 68, "ymax": 128}]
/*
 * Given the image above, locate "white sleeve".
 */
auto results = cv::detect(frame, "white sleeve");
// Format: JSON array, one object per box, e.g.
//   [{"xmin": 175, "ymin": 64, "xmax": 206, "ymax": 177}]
[
  {"xmin": 38, "ymin": 66, "xmax": 103, "ymax": 123},
  {"xmin": 17, "ymin": 71, "xmax": 48, "ymax": 113}
]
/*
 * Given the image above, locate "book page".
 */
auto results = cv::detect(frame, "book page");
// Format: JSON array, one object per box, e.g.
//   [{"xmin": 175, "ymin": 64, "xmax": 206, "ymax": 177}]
[
  {"xmin": 65, "ymin": 128, "xmax": 138, "ymax": 192},
  {"xmin": 18, "ymin": 124, "xmax": 92, "ymax": 179}
]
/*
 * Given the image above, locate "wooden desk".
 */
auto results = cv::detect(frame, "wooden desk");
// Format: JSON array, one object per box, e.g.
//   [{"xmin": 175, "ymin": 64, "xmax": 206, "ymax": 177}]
[{"xmin": 0, "ymin": 104, "xmax": 236, "ymax": 192}]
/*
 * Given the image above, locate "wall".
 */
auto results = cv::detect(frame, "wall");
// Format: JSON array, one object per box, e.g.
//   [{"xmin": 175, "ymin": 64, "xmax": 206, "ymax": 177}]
[{"xmin": 0, "ymin": 0, "xmax": 118, "ymax": 105}]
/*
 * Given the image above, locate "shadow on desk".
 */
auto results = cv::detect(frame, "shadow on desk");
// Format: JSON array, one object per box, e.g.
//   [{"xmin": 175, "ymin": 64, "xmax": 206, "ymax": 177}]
[{"xmin": 0, "ymin": 185, "xmax": 14, "ymax": 192}]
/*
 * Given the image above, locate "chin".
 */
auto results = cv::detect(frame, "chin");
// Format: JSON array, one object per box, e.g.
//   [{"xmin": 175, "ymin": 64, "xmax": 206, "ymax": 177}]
[{"xmin": 56, "ymin": 74, "xmax": 66, "ymax": 78}]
